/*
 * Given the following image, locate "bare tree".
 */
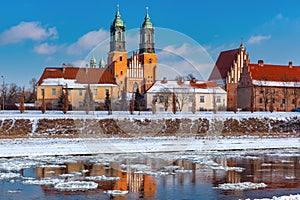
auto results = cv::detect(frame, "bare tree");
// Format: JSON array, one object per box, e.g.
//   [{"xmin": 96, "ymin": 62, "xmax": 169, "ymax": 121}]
[
  {"xmin": 28, "ymin": 78, "xmax": 37, "ymax": 103},
  {"xmin": 83, "ymin": 85, "xmax": 93, "ymax": 114},
  {"xmin": 157, "ymin": 88, "xmax": 172, "ymax": 111},
  {"xmin": 41, "ymin": 90, "xmax": 46, "ymax": 114},
  {"xmin": 19, "ymin": 87, "xmax": 25, "ymax": 113},
  {"xmin": 62, "ymin": 85, "xmax": 68, "ymax": 114},
  {"xmin": 172, "ymin": 92, "xmax": 176, "ymax": 114},
  {"xmin": 151, "ymin": 99, "xmax": 156, "ymax": 114},
  {"xmin": 6, "ymin": 83, "xmax": 21, "ymax": 106},
  {"xmin": 174, "ymin": 86, "xmax": 190, "ymax": 112},
  {"xmin": 129, "ymin": 92, "xmax": 134, "ymax": 115}
]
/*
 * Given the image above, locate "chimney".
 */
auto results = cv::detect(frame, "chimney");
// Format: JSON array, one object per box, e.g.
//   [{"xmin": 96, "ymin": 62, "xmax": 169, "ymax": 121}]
[
  {"xmin": 62, "ymin": 63, "xmax": 66, "ymax": 73},
  {"xmin": 85, "ymin": 67, "xmax": 88, "ymax": 74},
  {"xmin": 258, "ymin": 60, "xmax": 264, "ymax": 67},
  {"xmin": 288, "ymin": 61, "xmax": 293, "ymax": 68}
]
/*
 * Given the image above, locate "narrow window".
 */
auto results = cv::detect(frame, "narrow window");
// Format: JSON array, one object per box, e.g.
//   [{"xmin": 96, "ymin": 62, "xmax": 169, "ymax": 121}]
[
  {"xmin": 216, "ymin": 96, "xmax": 221, "ymax": 103},
  {"xmin": 79, "ymin": 89, "xmax": 83, "ymax": 96},
  {"xmin": 94, "ymin": 89, "xmax": 98, "ymax": 95},
  {"xmin": 41, "ymin": 88, "xmax": 45, "ymax": 96},
  {"xmin": 52, "ymin": 88, "xmax": 56, "ymax": 95},
  {"xmin": 119, "ymin": 56, "xmax": 122, "ymax": 61},
  {"xmin": 200, "ymin": 96, "xmax": 205, "ymax": 103}
]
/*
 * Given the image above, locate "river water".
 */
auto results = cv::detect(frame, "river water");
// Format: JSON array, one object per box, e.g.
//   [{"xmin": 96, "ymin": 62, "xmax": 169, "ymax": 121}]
[{"xmin": 0, "ymin": 149, "xmax": 299, "ymax": 200}]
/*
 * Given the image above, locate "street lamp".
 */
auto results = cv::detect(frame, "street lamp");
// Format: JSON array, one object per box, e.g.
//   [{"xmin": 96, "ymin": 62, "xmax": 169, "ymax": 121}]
[{"xmin": 1, "ymin": 76, "xmax": 4, "ymax": 113}]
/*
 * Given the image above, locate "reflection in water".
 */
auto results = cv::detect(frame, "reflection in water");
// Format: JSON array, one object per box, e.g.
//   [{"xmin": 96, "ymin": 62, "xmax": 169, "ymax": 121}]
[{"xmin": 1, "ymin": 150, "xmax": 300, "ymax": 200}]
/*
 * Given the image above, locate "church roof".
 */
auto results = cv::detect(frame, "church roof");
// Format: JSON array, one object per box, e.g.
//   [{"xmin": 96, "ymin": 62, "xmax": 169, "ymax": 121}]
[
  {"xmin": 248, "ymin": 62, "xmax": 300, "ymax": 85},
  {"xmin": 37, "ymin": 67, "xmax": 116, "ymax": 86},
  {"xmin": 208, "ymin": 48, "xmax": 240, "ymax": 81},
  {"xmin": 142, "ymin": 7, "xmax": 153, "ymax": 28},
  {"xmin": 111, "ymin": 5, "xmax": 125, "ymax": 28}
]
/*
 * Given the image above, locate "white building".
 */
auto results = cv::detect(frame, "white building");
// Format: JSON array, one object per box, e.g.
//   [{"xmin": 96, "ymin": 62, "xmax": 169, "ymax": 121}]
[{"xmin": 146, "ymin": 79, "xmax": 227, "ymax": 112}]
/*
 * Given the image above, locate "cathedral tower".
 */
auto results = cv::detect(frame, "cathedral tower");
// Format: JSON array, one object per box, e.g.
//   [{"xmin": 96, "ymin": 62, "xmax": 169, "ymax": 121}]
[
  {"xmin": 108, "ymin": 5, "xmax": 128, "ymax": 96},
  {"xmin": 139, "ymin": 7, "xmax": 157, "ymax": 91}
]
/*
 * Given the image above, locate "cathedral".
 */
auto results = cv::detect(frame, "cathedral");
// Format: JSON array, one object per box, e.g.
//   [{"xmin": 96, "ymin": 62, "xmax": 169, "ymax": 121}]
[{"xmin": 105, "ymin": 6, "xmax": 157, "ymax": 97}]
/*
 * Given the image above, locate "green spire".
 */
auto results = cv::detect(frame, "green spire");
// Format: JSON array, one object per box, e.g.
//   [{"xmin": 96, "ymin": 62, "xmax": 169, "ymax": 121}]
[
  {"xmin": 90, "ymin": 54, "xmax": 96, "ymax": 68},
  {"xmin": 142, "ymin": 7, "xmax": 153, "ymax": 28},
  {"xmin": 99, "ymin": 57, "xmax": 106, "ymax": 68},
  {"xmin": 112, "ymin": 4, "xmax": 124, "ymax": 27}
]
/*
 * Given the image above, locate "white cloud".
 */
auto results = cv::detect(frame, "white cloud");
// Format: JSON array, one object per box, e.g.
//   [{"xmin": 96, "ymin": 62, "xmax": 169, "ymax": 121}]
[
  {"xmin": 72, "ymin": 60, "xmax": 89, "ymax": 67},
  {"xmin": 0, "ymin": 21, "xmax": 58, "ymax": 45},
  {"xmin": 67, "ymin": 29, "xmax": 109, "ymax": 55},
  {"xmin": 34, "ymin": 43, "xmax": 57, "ymax": 54},
  {"xmin": 247, "ymin": 35, "xmax": 271, "ymax": 44}
]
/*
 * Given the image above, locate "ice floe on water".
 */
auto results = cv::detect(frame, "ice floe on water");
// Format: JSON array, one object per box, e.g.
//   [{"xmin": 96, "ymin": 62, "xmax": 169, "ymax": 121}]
[
  {"xmin": 211, "ymin": 166, "xmax": 245, "ymax": 172},
  {"xmin": 39, "ymin": 164, "xmax": 66, "ymax": 168},
  {"xmin": 54, "ymin": 181, "xmax": 98, "ymax": 191},
  {"xmin": 104, "ymin": 190, "xmax": 129, "ymax": 196},
  {"xmin": 247, "ymin": 194, "xmax": 300, "ymax": 200},
  {"xmin": 0, "ymin": 172, "xmax": 21, "ymax": 179},
  {"xmin": 23, "ymin": 178, "xmax": 64, "ymax": 186},
  {"xmin": 215, "ymin": 182, "xmax": 267, "ymax": 190},
  {"xmin": 85, "ymin": 175, "xmax": 120, "ymax": 181}
]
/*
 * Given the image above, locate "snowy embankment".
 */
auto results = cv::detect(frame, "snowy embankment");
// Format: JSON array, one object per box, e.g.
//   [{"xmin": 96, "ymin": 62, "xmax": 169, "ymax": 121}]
[{"xmin": 0, "ymin": 137, "xmax": 299, "ymax": 157}]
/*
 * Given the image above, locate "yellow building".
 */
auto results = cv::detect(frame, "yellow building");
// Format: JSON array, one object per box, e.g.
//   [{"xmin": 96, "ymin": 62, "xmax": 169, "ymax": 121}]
[{"xmin": 36, "ymin": 66, "xmax": 117, "ymax": 110}]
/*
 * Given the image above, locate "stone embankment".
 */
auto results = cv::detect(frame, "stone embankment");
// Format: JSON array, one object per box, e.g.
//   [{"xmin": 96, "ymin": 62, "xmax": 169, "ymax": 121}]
[{"xmin": 0, "ymin": 116, "xmax": 300, "ymax": 138}]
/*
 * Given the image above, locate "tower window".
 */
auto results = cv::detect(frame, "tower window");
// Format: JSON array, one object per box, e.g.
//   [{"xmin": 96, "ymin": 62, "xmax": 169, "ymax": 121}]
[
  {"xmin": 119, "ymin": 56, "xmax": 122, "ymax": 61},
  {"xmin": 120, "ymin": 70, "xmax": 123, "ymax": 75},
  {"xmin": 149, "ymin": 58, "xmax": 152, "ymax": 63}
]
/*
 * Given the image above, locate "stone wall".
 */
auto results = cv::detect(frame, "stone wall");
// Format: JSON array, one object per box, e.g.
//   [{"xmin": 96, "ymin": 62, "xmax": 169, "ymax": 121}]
[{"xmin": 0, "ymin": 117, "xmax": 300, "ymax": 138}]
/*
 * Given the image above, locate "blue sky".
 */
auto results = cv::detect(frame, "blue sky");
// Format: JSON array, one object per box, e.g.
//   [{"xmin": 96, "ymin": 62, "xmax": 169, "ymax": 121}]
[{"xmin": 1, "ymin": 0, "xmax": 300, "ymax": 88}]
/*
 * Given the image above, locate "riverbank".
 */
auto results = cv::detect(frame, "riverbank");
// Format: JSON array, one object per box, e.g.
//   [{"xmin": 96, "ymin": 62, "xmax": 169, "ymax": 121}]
[{"xmin": 0, "ymin": 137, "xmax": 299, "ymax": 157}]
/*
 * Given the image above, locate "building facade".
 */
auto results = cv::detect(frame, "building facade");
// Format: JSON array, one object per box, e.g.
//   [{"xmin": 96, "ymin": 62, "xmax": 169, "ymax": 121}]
[
  {"xmin": 107, "ymin": 6, "xmax": 157, "ymax": 97},
  {"xmin": 208, "ymin": 43, "xmax": 249, "ymax": 110},
  {"xmin": 237, "ymin": 60, "xmax": 300, "ymax": 112},
  {"xmin": 146, "ymin": 79, "xmax": 227, "ymax": 112},
  {"xmin": 36, "ymin": 66, "xmax": 118, "ymax": 110}
]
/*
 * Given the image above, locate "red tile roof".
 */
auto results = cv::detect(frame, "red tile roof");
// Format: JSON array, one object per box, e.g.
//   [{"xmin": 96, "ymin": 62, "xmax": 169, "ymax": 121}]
[
  {"xmin": 190, "ymin": 81, "xmax": 218, "ymax": 88},
  {"xmin": 248, "ymin": 63, "xmax": 300, "ymax": 82},
  {"xmin": 209, "ymin": 48, "xmax": 239, "ymax": 81},
  {"xmin": 37, "ymin": 67, "xmax": 116, "ymax": 85}
]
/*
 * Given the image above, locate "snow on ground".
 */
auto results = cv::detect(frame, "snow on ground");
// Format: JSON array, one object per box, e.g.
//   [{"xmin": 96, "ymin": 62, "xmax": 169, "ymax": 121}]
[
  {"xmin": 0, "ymin": 137, "xmax": 299, "ymax": 157},
  {"xmin": 1, "ymin": 110, "xmax": 300, "ymax": 121}
]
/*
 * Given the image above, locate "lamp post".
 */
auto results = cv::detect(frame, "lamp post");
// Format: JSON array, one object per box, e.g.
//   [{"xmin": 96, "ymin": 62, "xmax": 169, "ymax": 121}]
[{"xmin": 1, "ymin": 76, "xmax": 4, "ymax": 113}]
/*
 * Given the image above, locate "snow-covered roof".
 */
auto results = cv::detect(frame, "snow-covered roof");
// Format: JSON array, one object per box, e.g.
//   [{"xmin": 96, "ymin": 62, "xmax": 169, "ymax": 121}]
[
  {"xmin": 40, "ymin": 78, "xmax": 117, "ymax": 88},
  {"xmin": 253, "ymin": 80, "xmax": 300, "ymax": 88},
  {"xmin": 37, "ymin": 67, "xmax": 117, "ymax": 86},
  {"xmin": 147, "ymin": 80, "xmax": 226, "ymax": 94}
]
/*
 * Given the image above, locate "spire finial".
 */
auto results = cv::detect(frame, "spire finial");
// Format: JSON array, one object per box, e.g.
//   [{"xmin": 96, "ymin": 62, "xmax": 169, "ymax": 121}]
[
  {"xmin": 240, "ymin": 37, "xmax": 245, "ymax": 50},
  {"xmin": 145, "ymin": 6, "xmax": 150, "ymax": 19},
  {"xmin": 116, "ymin": 4, "xmax": 120, "ymax": 17}
]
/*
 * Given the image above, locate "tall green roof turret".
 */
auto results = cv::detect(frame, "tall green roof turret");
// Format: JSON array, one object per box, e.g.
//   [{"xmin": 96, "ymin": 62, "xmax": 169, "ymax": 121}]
[
  {"xmin": 99, "ymin": 57, "xmax": 106, "ymax": 68},
  {"xmin": 90, "ymin": 54, "xmax": 97, "ymax": 68},
  {"xmin": 142, "ymin": 7, "xmax": 153, "ymax": 29},
  {"xmin": 112, "ymin": 4, "xmax": 125, "ymax": 28},
  {"xmin": 110, "ymin": 4, "xmax": 126, "ymax": 52}
]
